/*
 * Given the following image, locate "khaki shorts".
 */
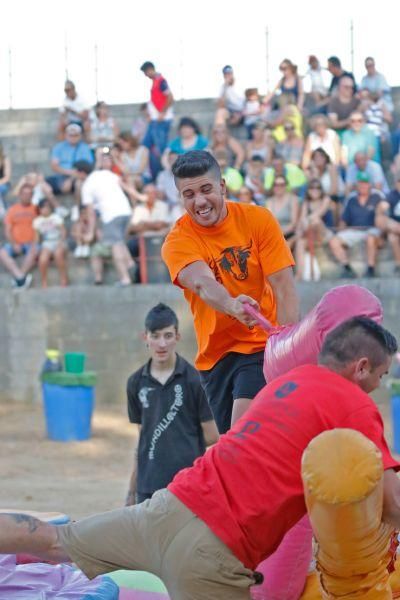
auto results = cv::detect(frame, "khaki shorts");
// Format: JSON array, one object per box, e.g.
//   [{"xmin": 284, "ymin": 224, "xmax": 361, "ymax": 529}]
[
  {"xmin": 337, "ymin": 227, "xmax": 380, "ymax": 248},
  {"xmin": 57, "ymin": 489, "xmax": 256, "ymax": 600}
]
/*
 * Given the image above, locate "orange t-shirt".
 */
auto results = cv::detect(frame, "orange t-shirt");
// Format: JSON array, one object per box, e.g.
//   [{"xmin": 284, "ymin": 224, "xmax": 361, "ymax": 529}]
[
  {"xmin": 162, "ymin": 202, "xmax": 295, "ymax": 370},
  {"xmin": 4, "ymin": 203, "xmax": 37, "ymax": 244}
]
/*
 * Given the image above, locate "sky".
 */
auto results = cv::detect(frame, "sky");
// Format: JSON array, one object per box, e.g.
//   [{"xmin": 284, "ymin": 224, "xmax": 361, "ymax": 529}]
[{"xmin": 0, "ymin": 0, "xmax": 398, "ymax": 109}]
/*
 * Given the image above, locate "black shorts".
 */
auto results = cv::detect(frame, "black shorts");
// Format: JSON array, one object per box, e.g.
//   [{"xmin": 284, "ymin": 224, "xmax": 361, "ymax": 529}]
[{"xmin": 200, "ymin": 351, "xmax": 266, "ymax": 434}]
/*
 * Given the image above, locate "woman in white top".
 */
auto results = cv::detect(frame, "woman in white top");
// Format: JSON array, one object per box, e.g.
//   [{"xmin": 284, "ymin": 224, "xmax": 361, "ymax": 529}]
[
  {"xmin": 115, "ymin": 132, "xmax": 151, "ymax": 186},
  {"xmin": 302, "ymin": 115, "xmax": 341, "ymax": 169},
  {"xmin": 89, "ymin": 101, "xmax": 119, "ymax": 151}
]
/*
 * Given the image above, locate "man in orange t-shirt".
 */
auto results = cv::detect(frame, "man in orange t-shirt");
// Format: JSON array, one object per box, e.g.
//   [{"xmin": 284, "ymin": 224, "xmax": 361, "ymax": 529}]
[
  {"xmin": 162, "ymin": 150, "xmax": 299, "ymax": 432},
  {"xmin": 0, "ymin": 183, "xmax": 38, "ymax": 288}
]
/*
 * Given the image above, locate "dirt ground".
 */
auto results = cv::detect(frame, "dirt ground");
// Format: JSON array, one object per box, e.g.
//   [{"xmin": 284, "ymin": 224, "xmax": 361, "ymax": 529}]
[
  {"xmin": 0, "ymin": 387, "xmax": 396, "ymax": 521},
  {"xmin": 0, "ymin": 402, "xmax": 136, "ymax": 519}
]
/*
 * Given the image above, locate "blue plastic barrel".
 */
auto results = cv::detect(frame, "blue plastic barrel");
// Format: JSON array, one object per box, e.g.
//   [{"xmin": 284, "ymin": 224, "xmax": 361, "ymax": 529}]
[
  {"xmin": 42, "ymin": 383, "xmax": 94, "ymax": 442},
  {"xmin": 391, "ymin": 392, "xmax": 400, "ymax": 454}
]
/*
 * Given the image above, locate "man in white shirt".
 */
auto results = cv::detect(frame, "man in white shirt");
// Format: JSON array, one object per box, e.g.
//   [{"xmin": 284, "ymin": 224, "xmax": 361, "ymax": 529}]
[
  {"xmin": 58, "ymin": 81, "xmax": 90, "ymax": 139},
  {"xmin": 215, "ymin": 65, "xmax": 245, "ymax": 127},
  {"xmin": 303, "ymin": 56, "xmax": 331, "ymax": 97},
  {"xmin": 126, "ymin": 184, "xmax": 170, "ymax": 262},
  {"xmin": 76, "ymin": 156, "xmax": 136, "ymax": 286}
]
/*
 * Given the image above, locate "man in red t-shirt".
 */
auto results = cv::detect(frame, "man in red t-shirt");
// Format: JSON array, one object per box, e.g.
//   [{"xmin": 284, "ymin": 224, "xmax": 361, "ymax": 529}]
[
  {"xmin": 1, "ymin": 317, "xmax": 400, "ymax": 600},
  {"xmin": 140, "ymin": 60, "xmax": 174, "ymax": 178}
]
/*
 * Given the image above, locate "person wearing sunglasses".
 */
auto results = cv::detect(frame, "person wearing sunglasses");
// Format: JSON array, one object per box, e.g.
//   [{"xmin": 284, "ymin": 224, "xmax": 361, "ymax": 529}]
[
  {"xmin": 264, "ymin": 59, "xmax": 304, "ymax": 113},
  {"xmin": 58, "ymin": 80, "xmax": 90, "ymax": 141},
  {"xmin": 341, "ymin": 112, "xmax": 379, "ymax": 167},
  {"xmin": 329, "ymin": 171, "xmax": 384, "ymax": 278}
]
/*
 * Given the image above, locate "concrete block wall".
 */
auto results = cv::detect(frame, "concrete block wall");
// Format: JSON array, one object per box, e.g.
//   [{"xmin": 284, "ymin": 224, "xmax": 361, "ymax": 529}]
[{"xmin": 0, "ymin": 281, "xmax": 399, "ymax": 405}]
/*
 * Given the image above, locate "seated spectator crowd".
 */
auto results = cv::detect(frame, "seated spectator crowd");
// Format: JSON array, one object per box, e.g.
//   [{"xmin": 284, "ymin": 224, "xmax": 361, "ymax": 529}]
[{"xmin": 1, "ymin": 54, "xmax": 400, "ymax": 288}]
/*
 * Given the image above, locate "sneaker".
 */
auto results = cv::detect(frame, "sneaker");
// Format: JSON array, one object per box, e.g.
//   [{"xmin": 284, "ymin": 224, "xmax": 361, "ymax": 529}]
[
  {"xmin": 13, "ymin": 273, "xmax": 32, "ymax": 289},
  {"xmin": 339, "ymin": 265, "xmax": 357, "ymax": 279},
  {"xmin": 394, "ymin": 265, "xmax": 400, "ymax": 275},
  {"xmin": 364, "ymin": 266, "xmax": 376, "ymax": 278},
  {"xmin": 80, "ymin": 244, "xmax": 90, "ymax": 258},
  {"xmin": 114, "ymin": 280, "xmax": 131, "ymax": 287},
  {"xmin": 22, "ymin": 273, "xmax": 33, "ymax": 288},
  {"xmin": 74, "ymin": 245, "xmax": 83, "ymax": 258}
]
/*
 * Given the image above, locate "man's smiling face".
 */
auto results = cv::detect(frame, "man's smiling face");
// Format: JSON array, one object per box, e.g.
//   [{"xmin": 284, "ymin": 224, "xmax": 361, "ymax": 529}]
[{"xmin": 176, "ymin": 171, "xmax": 228, "ymax": 227}]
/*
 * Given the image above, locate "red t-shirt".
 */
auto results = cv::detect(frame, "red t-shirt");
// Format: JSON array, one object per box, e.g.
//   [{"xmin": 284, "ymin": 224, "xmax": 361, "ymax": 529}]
[{"xmin": 169, "ymin": 364, "xmax": 399, "ymax": 570}]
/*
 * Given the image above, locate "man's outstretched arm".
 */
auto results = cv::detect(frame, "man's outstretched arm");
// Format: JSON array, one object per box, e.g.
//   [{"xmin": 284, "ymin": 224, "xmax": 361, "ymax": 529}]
[
  {"xmin": 178, "ymin": 260, "xmax": 260, "ymax": 327},
  {"xmin": 0, "ymin": 513, "xmax": 70, "ymax": 563}
]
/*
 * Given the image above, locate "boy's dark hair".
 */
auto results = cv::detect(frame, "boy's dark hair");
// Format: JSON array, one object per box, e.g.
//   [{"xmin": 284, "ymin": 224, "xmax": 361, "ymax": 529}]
[
  {"xmin": 140, "ymin": 61, "xmax": 155, "ymax": 72},
  {"xmin": 328, "ymin": 56, "xmax": 341, "ymax": 68},
  {"xmin": 38, "ymin": 198, "xmax": 52, "ymax": 210},
  {"xmin": 318, "ymin": 316, "xmax": 398, "ymax": 369},
  {"xmin": 172, "ymin": 150, "xmax": 221, "ymax": 182},
  {"xmin": 145, "ymin": 303, "xmax": 179, "ymax": 333},
  {"xmin": 74, "ymin": 160, "xmax": 93, "ymax": 175}
]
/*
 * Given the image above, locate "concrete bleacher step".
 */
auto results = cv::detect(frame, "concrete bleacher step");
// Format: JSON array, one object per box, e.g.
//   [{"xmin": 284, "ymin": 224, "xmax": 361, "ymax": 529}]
[
  {"xmin": 0, "ymin": 98, "xmax": 218, "ymax": 178},
  {"xmin": 0, "ymin": 240, "xmax": 397, "ymax": 289},
  {"xmin": 313, "ymin": 243, "xmax": 397, "ymax": 279},
  {"xmin": 0, "ymin": 257, "xmax": 120, "ymax": 289}
]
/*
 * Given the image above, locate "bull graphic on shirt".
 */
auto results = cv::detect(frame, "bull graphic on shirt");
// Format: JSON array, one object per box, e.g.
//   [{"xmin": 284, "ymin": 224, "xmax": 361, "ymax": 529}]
[{"xmin": 218, "ymin": 241, "xmax": 252, "ymax": 281}]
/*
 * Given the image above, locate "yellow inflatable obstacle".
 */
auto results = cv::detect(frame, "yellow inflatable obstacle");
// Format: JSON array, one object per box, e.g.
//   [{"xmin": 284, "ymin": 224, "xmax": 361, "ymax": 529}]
[{"xmin": 301, "ymin": 429, "xmax": 396, "ymax": 599}]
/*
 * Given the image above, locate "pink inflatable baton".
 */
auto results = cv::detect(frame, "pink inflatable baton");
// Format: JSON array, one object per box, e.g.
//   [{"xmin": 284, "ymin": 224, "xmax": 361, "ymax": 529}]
[{"xmin": 243, "ymin": 303, "xmax": 287, "ymax": 335}]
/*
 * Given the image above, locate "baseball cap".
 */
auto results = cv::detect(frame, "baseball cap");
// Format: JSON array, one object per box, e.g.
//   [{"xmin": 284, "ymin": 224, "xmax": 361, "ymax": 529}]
[
  {"xmin": 356, "ymin": 171, "xmax": 370, "ymax": 183},
  {"xmin": 222, "ymin": 65, "xmax": 233, "ymax": 75},
  {"xmin": 65, "ymin": 123, "xmax": 82, "ymax": 135}
]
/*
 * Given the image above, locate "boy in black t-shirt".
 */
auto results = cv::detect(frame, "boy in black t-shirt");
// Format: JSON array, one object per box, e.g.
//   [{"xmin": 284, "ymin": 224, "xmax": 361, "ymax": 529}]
[{"xmin": 126, "ymin": 303, "xmax": 218, "ymax": 504}]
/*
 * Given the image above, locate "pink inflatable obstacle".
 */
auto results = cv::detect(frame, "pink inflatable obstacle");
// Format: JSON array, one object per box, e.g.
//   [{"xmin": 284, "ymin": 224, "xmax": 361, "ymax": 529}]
[
  {"xmin": 263, "ymin": 284, "xmax": 383, "ymax": 382},
  {"xmin": 247, "ymin": 285, "xmax": 383, "ymax": 600}
]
